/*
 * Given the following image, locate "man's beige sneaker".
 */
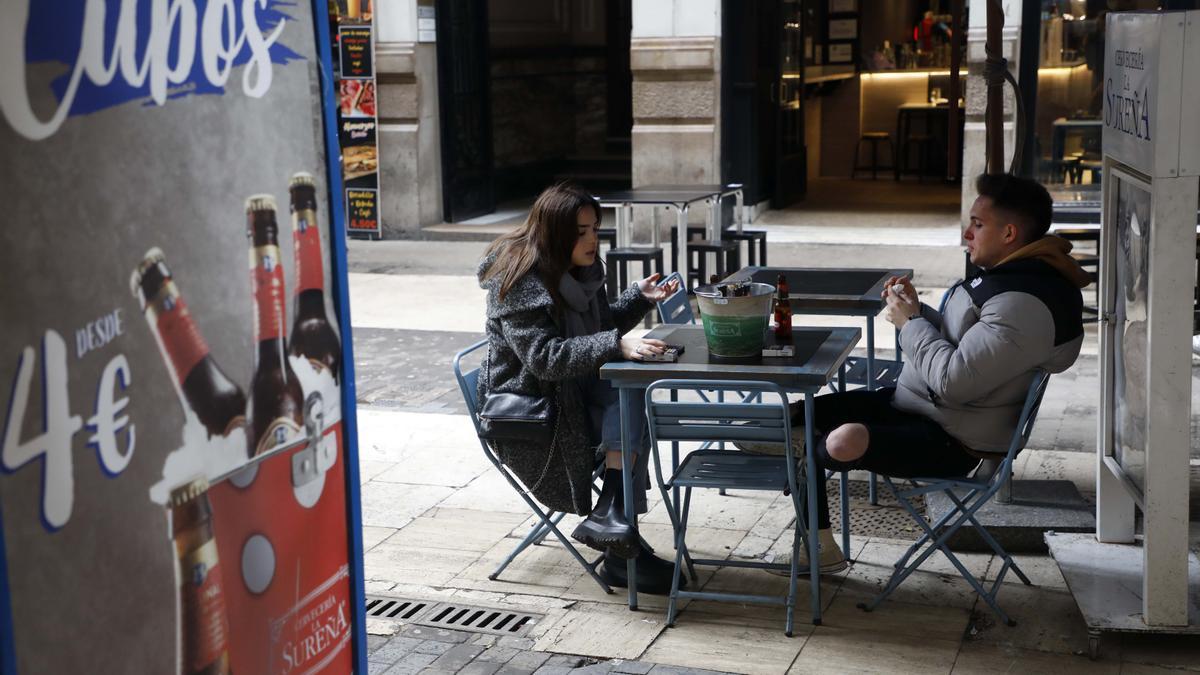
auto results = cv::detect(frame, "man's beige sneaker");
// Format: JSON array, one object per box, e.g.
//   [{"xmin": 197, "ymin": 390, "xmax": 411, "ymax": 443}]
[
  {"xmin": 765, "ymin": 530, "xmax": 848, "ymax": 576},
  {"xmin": 733, "ymin": 430, "xmax": 805, "ymax": 457}
]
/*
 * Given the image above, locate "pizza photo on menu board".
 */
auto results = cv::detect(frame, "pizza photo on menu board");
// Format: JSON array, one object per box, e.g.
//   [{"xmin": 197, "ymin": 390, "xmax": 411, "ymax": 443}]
[
  {"xmin": 342, "ymin": 145, "xmax": 378, "ymax": 181},
  {"xmin": 338, "ymin": 80, "xmax": 376, "ymax": 118}
]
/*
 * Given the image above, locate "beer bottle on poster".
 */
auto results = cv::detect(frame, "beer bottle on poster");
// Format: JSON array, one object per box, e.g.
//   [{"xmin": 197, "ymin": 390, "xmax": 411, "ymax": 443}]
[
  {"xmin": 170, "ymin": 477, "xmax": 233, "ymax": 675},
  {"xmin": 288, "ymin": 173, "xmax": 342, "ymax": 382},
  {"xmin": 246, "ymin": 195, "xmax": 305, "ymax": 456},
  {"xmin": 774, "ymin": 273, "xmax": 793, "ymax": 341},
  {"xmin": 132, "ymin": 249, "xmax": 248, "ymax": 441}
]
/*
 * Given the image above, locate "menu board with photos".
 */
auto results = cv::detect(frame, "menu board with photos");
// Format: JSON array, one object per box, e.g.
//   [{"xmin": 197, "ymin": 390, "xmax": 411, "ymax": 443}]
[
  {"xmin": 332, "ymin": 0, "xmax": 382, "ymax": 237},
  {"xmin": 0, "ymin": 1, "xmax": 366, "ymax": 673}
]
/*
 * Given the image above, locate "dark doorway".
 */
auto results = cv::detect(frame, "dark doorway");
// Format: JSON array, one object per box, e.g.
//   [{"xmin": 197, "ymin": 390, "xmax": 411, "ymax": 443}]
[
  {"xmin": 722, "ymin": 0, "xmax": 808, "ymax": 210},
  {"xmin": 435, "ymin": 0, "xmax": 495, "ymax": 222},
  {"xmin": 486, "ymin": 1, "xmax": 632, "ymax": 205}
]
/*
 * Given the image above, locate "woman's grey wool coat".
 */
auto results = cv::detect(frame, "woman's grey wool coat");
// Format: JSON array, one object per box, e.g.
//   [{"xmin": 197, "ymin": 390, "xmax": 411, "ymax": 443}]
[{"xmin": 476, "ymin": 255, "xmax": 653, "ymax": 514}]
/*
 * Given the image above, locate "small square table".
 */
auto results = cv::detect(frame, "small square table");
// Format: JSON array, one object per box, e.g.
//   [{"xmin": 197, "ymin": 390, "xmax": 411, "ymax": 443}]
[
  {"xmin": 600, "ymin": 324, "xmax": 861, "ymax": 623},
  {"xmin": 593, "ymin": 186, "xmax": 741, "ymax": 277},
  {"xmin": 727, "ymin": 267, "xmax": 912, "ymax": 391}
]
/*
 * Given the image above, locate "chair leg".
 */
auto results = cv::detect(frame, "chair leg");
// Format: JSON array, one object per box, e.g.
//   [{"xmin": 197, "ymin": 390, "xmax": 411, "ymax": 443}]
[
  {"xmin": 839, "ymin": 471, "xmax": 851, "ymax": 558},
  {"xmin": 862, "ymin": 479, "xmax": 1022, "ymax": 626},
  {"xmin": 491, "ymin": 512, "xmax": 566, "ymax": 579},
  {"xmin": 500, "ymin": 495, "xmax": 613, "ymax": 594},
  {"xmin": 786, "ymin": 522, "xmax": 801, "ymax": 637},
  {"xmin": 666, "ymin": 487, "xmax": 693, "ymax": 628}
]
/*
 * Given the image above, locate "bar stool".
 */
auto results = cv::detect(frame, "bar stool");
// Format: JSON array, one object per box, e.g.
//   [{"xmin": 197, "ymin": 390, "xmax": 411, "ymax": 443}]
[
  {"xmin": 674, "ymin": 225, "xmax": 768, "ymax": 268},
  {"xmin": 901, "ymin": 133, "xmax": 938, "ymax": 182},
  {"xmin": 686, "ymin": 240, "xmax": 739, "ymax": 290},
  {"xmin": 724, "ymin": 230, "xmax": 768, "ymax": 266},
  {"xmin": 598, "ymin": 227, "xmax": 617, "ymax": 252},
  {"xmin": 668, "ymin": 225, "xmax": 707, "ymax": 275},
  {"xmin": 606, "ymin": 247, "xmax": 664, "ymax": 300},
  {"xmin": 852, "ymin": 132, "xmax": 895, "ymax": 180}
]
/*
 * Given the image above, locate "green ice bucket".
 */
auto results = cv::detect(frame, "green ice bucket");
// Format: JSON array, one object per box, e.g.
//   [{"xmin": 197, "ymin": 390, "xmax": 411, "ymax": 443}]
[{"xmin": 694, "ymin": 282, "xmax": 775, "ymax": 358}]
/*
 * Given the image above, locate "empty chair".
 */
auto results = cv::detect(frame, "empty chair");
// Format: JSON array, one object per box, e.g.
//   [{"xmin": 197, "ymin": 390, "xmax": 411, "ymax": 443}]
[{"xmin": 645, "ymin": 379, "xmax": 822, "ymax": 634}]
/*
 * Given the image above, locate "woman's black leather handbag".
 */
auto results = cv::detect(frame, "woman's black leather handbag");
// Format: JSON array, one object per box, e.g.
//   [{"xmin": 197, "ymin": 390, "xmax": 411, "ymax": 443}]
[
  {"xmin": 478, "ymin": 391, "xmax": 555, "ymax": 443},
  {"xmin": 477, "ymin": 345, "xmax": 557, "ymax": 444}
]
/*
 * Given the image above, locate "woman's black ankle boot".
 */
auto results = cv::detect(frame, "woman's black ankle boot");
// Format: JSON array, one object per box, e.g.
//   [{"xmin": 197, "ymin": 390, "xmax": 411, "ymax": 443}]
[
  {"xmin": 570, "ymin": 468, "xmax": 638, "ymax": 559},
  {"xmin": 599, "ymin": 542, "xmax": 688, "ymax": 595}
]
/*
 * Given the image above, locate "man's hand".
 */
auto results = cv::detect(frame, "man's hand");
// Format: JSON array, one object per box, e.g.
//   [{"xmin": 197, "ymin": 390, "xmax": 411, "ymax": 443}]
[
  {"xmin": 881, "ymin": 275, "xmax": 917, "ymax": 303},
  {"xmin": 638, "ymin": 273, "xmax": 678, "ymax": 303},
  {"xmin": 884, "ymin": 284, "xmax": 921, "ymax": 329}
]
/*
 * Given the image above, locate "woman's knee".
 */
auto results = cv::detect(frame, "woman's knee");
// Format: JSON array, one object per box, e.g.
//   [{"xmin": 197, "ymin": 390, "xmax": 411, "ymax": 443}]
[{"xmin": 824, "ymin": 423, "xmax": 869, "ymax": 462}]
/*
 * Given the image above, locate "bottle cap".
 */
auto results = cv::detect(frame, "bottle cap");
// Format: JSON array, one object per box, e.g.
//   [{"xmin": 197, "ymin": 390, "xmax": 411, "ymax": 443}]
[
  {"xmin": 289, "ymin": 172, "xmax": 316, "ymax": 188},
  {"xmin": 169, "ymin": 476, "xmax": 210, "ymax": 507},
  {"xmin": 245, "ymin": 194, "xmax": 277, "ymax": 213},
  {"xmin": 130, "ymin": 247, "xmax": 169, "ymax": 309}
]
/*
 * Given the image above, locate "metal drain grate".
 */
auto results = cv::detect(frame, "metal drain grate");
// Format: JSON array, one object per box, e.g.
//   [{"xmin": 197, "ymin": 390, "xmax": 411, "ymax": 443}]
[
  {"xmin": 417, "ymin": 603, "xmax": 542, "ymax": 637},
  {"xmin": 826, "ymin": 479, "xmax": 926, "ymax": 541},
  {"xmin": 365, "ymin": 595, "xmax": 433, "ymax": 621}
]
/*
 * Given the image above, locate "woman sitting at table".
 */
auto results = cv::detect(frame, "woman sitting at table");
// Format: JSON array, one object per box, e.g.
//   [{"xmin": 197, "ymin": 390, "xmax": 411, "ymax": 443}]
[{"xmin": 476, "ymin": 182, "xmax": 683, "ymax": 594}]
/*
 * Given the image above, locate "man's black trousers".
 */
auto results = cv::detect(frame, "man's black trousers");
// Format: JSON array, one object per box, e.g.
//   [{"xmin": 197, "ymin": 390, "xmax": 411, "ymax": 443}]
[{"xmin": 796, "ymin": 388, "xmax": 980, "ymax": 530}]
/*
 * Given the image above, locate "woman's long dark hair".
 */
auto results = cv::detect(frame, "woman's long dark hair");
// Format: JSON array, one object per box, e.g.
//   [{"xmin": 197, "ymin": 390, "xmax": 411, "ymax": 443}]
[{"xmin": 482, "ymin": 182, "xmax": 601, "ymax": 308}]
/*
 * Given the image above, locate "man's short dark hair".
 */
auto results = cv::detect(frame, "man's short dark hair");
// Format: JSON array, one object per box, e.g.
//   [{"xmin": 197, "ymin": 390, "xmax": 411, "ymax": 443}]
[{"xmin": 975, "ymin": 173, "xmax": 1053, "ymax": 243}]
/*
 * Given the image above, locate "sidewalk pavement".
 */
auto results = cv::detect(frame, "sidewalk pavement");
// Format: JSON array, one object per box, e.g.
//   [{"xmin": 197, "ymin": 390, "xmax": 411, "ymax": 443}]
[{"xmin": 348, "ymin": 217, "xmax": 1200, "ymax": 673}]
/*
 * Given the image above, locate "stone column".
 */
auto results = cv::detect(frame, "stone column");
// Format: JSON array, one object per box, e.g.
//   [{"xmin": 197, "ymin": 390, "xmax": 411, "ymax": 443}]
[
  {"xmin": 630, "ymin": 0, "xmax": 721, "ymax": 234},
  {"xmin": 375, "ymin": 0, "xmax": 443, "ymax": 238},
  {"xmin": 959, "ymin": 0, "xmax": 1021, "ymax": 224}
]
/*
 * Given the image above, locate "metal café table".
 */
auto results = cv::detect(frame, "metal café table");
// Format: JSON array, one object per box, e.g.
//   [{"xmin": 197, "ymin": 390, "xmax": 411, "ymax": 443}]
[
  {"xmin": 600, "ymin": 324, "xmax": 861, "ymax": 623},
  {"xmin": 728, "ymin": 267, "xmax": 911, "ymax": 393},
  {"xmin": 593, "ymin": 185, "xmax": 741, "ymax": 277}
]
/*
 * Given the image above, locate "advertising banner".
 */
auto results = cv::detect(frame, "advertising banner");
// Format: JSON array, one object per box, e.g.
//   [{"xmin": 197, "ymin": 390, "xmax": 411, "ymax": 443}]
[
  {"xmin": 0, "ymin": 1, "xmax": 365, "ymax": 673},
  {"xmin": 332, "ymin": 0, "xmax": 381, "ymax": 238}
]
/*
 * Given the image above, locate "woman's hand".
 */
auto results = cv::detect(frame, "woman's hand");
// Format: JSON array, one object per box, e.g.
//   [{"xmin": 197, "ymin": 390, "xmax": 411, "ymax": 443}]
[
  {"xmin": 621, "ymin": 337, "xmax": 668, "ymax": 361},
  {"xmin": 637, "ymin": 273, "xmax": 679, "ymax": 303}
]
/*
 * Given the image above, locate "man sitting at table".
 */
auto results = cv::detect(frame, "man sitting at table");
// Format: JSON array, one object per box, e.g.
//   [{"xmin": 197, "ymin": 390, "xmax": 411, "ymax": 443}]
[{"xmin": 752, "ymin": 173, "xmax": 1091, "ymax": 573}]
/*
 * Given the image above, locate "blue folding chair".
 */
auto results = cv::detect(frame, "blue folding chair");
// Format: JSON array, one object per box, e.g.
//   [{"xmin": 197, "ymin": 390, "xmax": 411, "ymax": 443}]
[
  {"xmin": 655, "ymin": 271, "xmax": 696, "ymax": 325},
  {"xmin": 858, "ymin": 369, "xmax": 1050, "ymax": 626},
  {"xmin": 645, "ymin": 379, "xmax": 820, "ymax": 635},
  {"xmin": 452, "ymin": 340, "xmax": 612, "ymax": 593}
]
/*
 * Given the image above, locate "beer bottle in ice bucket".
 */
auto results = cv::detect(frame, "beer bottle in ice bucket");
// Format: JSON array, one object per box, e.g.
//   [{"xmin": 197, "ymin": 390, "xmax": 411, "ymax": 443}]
[
  {"xmin": 132, "ymin": 249, "xmax": 248, "ymax": 440},
  {"xmin": 774, "ymin": 273, "xmax": 792, "ymax": 340},
  {"xmin": 287, "ymin": 173, "xmax": 341, "ymax": 381},
  {"xmin": 170, "ymin": 477, "xmax": 233, "ymax": 675},
  {"xmin": 246, "ymin": 195, "xmax": 305, "ymax": 456}
]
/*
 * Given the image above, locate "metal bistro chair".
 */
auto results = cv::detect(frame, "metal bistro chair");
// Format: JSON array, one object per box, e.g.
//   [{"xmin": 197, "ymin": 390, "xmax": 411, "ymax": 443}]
[
  {"xmin": 646, "ymin": 379, "xmax": 821, "ymax": 635},
  {"xmin": 858, "ymin": 369, "xmax": 1051, "ymax": 626},
  {"xmin": 655, "ymin": 272, "xmax": 747, "ymax": 497},
  {"xmin": 452, "ymin": 340, "xmax": 613, "ymax": 593}
]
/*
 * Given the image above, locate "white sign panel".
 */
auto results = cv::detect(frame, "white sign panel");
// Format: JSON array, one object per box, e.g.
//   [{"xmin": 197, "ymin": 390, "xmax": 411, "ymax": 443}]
[
  {"xmin": 1102, "ymin": 12, "xmax": 1189, "ymax": 178},
  {"xmin": 1181, "ymin": 13, "xmax": 1200, "ymax": 176}
]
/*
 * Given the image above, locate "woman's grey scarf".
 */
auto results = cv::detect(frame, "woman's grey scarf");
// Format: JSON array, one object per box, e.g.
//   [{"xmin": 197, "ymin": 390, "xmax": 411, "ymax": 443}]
[{"xmin": 558, "ymin": 260, "xmax": 606, "ymax": 338}]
